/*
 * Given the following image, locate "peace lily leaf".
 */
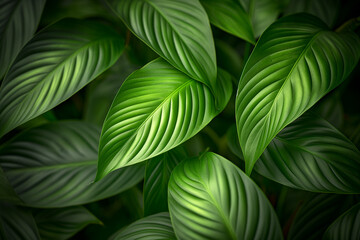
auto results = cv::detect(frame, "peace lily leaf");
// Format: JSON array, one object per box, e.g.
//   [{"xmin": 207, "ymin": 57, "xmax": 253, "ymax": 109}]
[
  {"xmin": 168, "ymin": 152, "xmax": 283, "ymax": 240},
  {"xmin": 107, "ymin": 0, "xmax": 217, "ymax": 92},
  {"xmin": 285, "ymin": 0, "xmax": 340, "ymax": 27},
  {"xmin": 34, "ymin": 206, "xmax": 101, "ymax": 240},
  {"xmin": 0, "ymin": 18, "xmax": 124, "ymax": 137},
  {"xmin": 323, "ymin": 203, "xmax": 360, "ymax": 240},
  {"xmin": 312, "ymin": 93, "xmax": 344, "ymax": 129},
  {"xmin": 144, "ymin": 147, "xmax": 186, "ymax": 216},
  {"xmin": 0, "ymin": 121, "xmax": 144, "ymax": 208},
  {"xmin": 288, "ymin": 194, "xmax": 355, "ymax": 240},
  {"xmin": 236, "ymin": 13, "xmax": 360, "ymax": 174},
  {"xmin": 111, "ymin": 212, "xmax": 176, "ymax": 240},
  {"xmin": 0, "ymin": 0, "xmax": 46, "ymax": 79},
  {"xmin": 200, "ymin": 0, "xmax": 255, "ymax": 44},
  {"xmin": 0, "ymin": 202, "xmax": 40, "ymax": 240},
  {"xmin": 0, "ymin": 167, "xmax": 21, "ymax": 204},
  {"xmin": 96, "ymin": 58, "xmax": 232, "ymax": 181}
]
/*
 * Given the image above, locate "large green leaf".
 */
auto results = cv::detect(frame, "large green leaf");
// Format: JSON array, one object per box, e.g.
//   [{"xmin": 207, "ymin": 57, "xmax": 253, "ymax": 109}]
[
  {"xmin": 111, "ymin": 212, "xmax": 176, "ymax": 240},
  {"xmin": 0, "ymin": 0, "xmax": 46, "ymax": 79},
  {"xmin": 235, "ymin": 13, "xmax": 360, "ymax": 174},
  {"xmin": 0, "ymin": 18, "xmax": 124, "ymax": 137},
  {"xmin": 200, "ymin": 0, "xmax": 254, "ymax": 44},
  {"xmin": 34, "ymin": 206, "xmax": 100, "ymax": 240},
  {"xmin": 144, "ymin": 147, "xmax": 186, "ymax": 216},
  {"xmin": 323, "ymin": 203, "xmax": 360, "ymax": 240},
  {"xmin": 0, "ymin": 202, "xmax": 40, "ymax": 240},
  {"xmin": 168, "ymin": 152, "xmax": 283, "ymax": 240},
  {"xmin": 0, "ymin": 167, "xmax": 21, "ymax": 204},
  {"xmin": 288, "ymin": 194, "xmax": 355, "ymax": 240},
  {"xmin": 96, "ymin": 58, "xmax": 232, "ymax": 180},
  {"xmin": 107, "ymin": 0, "xmax": 217, "ymax": 92},
  {"xmin": 0, "ymin": 121, "xmax": 144, "ymax": 208}
]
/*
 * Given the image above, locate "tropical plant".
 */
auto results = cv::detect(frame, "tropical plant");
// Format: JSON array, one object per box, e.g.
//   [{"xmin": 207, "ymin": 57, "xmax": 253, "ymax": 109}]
[{"xmin": 0, "ymin": 0, "xmax": 360, "ymax": 239}]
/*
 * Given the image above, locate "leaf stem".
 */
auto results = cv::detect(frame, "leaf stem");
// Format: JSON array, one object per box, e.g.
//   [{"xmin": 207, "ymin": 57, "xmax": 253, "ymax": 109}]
[{"xmin": 336, "ymin": 16, "xmax": 360, "ymax": 32}]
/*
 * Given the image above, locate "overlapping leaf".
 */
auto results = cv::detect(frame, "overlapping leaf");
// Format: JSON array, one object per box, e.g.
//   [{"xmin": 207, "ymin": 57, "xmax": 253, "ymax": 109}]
[
  {"xmin": 0, "ymin": 121, "xmax": 144, "ymax": 208},
  {"xmin": 0, "ymin": 167, "xmax": 21, "ymax": 204},
  {"xmin": 107, "ymin": 0, "xmax": 217, "ymax": 92},
  {"xmin": 144, "ymin": 147, "xmax": 186, "ymax": 216},
  {"xmin": 96, "ymin": 58, "xmax": 232, "ymax": 180},
  {"xmin": 0, "ymin": 18, "xmax": 124, "ymax": 137},
  {"xmin": 236, "ymin": 13, "xmax": 360, "ymax": 174},
  {"xmin": 111, "ymin": 212, "xmax": 175, "ymax": 240},
  {"xmin": 34, "ymin": 206, "xmax": 100, "ymax": 240},
  {"xmin": 168, "ymin": 152, "xmax": 283, "ymax": 240},
  {"xmin": 0, "ymin": 0, "xmax": 46, "ymax": 79},
  {"xmin": 323, "ymin": 203, "xmax": 360, "ymax": 240},
  {"xmin": 200, "ymin": 0, "xmax": 254, "ymax": 44}
]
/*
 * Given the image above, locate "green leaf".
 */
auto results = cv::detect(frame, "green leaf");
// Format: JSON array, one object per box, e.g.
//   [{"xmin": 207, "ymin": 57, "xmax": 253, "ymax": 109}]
[
  {"xmin": 0, "ymin": 167, "xmax": 21, "ymax": 204},
  {"xmin": 288, "ymin": 194, "xmax": 355, "ymax": 240},
  {"xmin": 200, "ymin": 0, "xmax": 255, "ymax": 44},
  {"xmin": 96, "ymin": 58, "xmax": 232, "ymax": 180},
  {"xmin": 107, "ymin": 0, "xmax": 217, "ymax": 92},
  {"xmin": 0, "ymin": 0, "xmax": 46, "ymax": 79},
  {"xmin": 0, "ymin": 18, "xmax": 124, "ymax": 137},
  {"xmin": 144, "ymin": 147, "xmax": 186, "ymax": 216},
  {"xmin": 0, "ymin": 202, "xmax": 40, "ymax": 240},
  {"xmin": 111, "ymin": 212, "xmax": 176, "ymax": 240},
  {"xmin": 0, "ymin": 121, "xmax": 144, "ymax": 208},
  {"xmin": 323, "ymin": 203, "xmax": 360, "ymax": 240},
  {"xmin": 235, "ymin": 13, "xmax": 360, "ymax": 174},
  {"xmin": 168, "ymin": 152, "xmax": 283, "ymax": 240},
  {"xmin": 34, "ymin": 206, "xmax": 101, "ymax": 240},
  {"xmin": 312, "ymin": 92, "xmax": 344, "ymax": 129}
]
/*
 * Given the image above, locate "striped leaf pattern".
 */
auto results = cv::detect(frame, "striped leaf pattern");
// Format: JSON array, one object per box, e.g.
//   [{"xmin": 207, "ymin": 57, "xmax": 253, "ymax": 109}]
[
  {"xmin": 0, "ymin": 121, "xmax": 144, "ymax": 208},
  {"xmin": 111, "ymin": 212, "xmax": 176, "ymax": 240},
  {"xmin": 107, "ymin": 0, "xmax": 217, "ymax": 92},
  {"xmin": 0, "ymin": 18, "xmax": 124, "ymax": 137},
  {"xmin": 168, "ymin": 152, "xmax": 283, "ymax": 240},
  {"xmin": 96, "ymin": 58, "xmax": 232, "ymax": 180},
  {"xmin": 0, "ymin": 0, "xmax": 46, "ymax": 78},
  {"xmin": 144, "ymin": 147, "xmax": 186, "ymax": 216},
  {"xmin": 236, "ymin": 13, "xmax": 360, "ymax": 174}
]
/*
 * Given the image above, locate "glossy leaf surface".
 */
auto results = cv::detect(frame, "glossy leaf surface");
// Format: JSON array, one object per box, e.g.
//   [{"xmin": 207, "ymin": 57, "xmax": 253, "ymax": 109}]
[
  {"xmin": 168, "ymin": 152, "xmax": 282, "ymax": 240},
  {"xmin": 200, "ymin": 0, "xmax": 254, "ymax": 44},
  {"xmin": 34, "ymin": 206, "xmax": 100, "ymax": 240},
  {"xmin": 236, "ymin": 13, "xmax": 360, "ymax": 174},
  {"xmin": 144, "ymin": 147, "xmax": 186, "ymax": 216},
  {"xmin": 0, "ymin": 18, "xmax": 124, "ymax": 137},
  {"xmin": 96, "ymin": 58, "xmax": 232, "ymax": 180},
  {"xmin": 0, "ymin": 121, "xmax": 144, "ymax": 208},
  {"xmin": 111, "ymin": 212, "xmax": 175, "ymax": 240},
  {"xmin": 107, "ymin": 0, "xmax": 217, "ymax": 91},
  {"xmin": 0, "ymin": 0, "xmax": 46, "ymax": 78}
]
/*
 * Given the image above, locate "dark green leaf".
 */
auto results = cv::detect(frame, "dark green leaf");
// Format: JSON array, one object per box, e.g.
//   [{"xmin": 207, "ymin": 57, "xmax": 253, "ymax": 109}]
[
  {"xmin": 0, "ymin": 0, "xmax": 46, "ymax": 78},
  {"xmin": 236, "ymin": 13, "xmax": 360, "ymax": 174},
  {"xmin": 107, "ymin": 0, "xmax": 217, "ymax": 92},
  {"xmin": 0, "ymin": 18, "xmax": 124, "ymax": 137},
  {"xmin": 312, "ymin": 93, "xmax": 344, "ymax": 129},
  {"xmin": 34, "ymin": 206, "xmax": 100, "ymax": 240},
  {"xmin": 0, "ymin": 121, "xmax": 144, "ymax": 208},
  {"xmin": 111, "ymin": 212, "xmax": 175, "ymax": 240},
  {"xmin": 96, "ymin": 58, "xmax": 232, "ymax": 180},
  {"xmin": 168, "ymin": 152, "xmax": 283, "ymax": 240},
  {"xmin": 0, "ymin": 167, "xmax": 21, "ymax": 204},
  {"xmin": 144, "ymin": 147, "xmax": 186, "ymax": 216}
]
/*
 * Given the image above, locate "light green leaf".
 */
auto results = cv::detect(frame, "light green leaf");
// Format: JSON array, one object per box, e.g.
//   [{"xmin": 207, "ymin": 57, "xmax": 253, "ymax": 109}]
[
  {"xmin": 288, "ymin": 194, "xmax": 355, "ymax": 240},
  {"xmin": 0, "ymin": 121, "xmax": 144, "ymax": 208},
  {"xmin": 236, "ymin": 13, "xmax": 360, "ymax": 174},
  {"xmin": 96, "ymin": 58, "xmax": 232, "ymax": 180},
  {"xmin": 111, "ymin": 212, "xmax": 176, "ymax": 240},
  {"xmin": 0, "ymin": 18, "xmax": 124, "ymax": 137},
  {"xmin": 0, "ymin": 202, "xmax": 40, "ymax": 240},
  {"xmin": 107, "ymin": 0, "xmax": 217, "ymax": 92},
  {"xmin": 0, "ymin": 0, "xmax": 46, "ymax": 79},
  {"xmin": 323, "ymin": 203, "xmax": 360, "ymax": 240},
  {"xmin": 144, "ymin": 147, "xmax": 186, "ymax": 216},
  {"xmin": 200, "ymin": 0, "xmax": 255, "ymax": 44},
  {"xmin": 0, "ymin": 167, "xmax": 21, "ymax": 204},
  {"xmin": 168, "ymin": 152, "xmax": 283, "ymax": 240},
  {"xmin": 34, "ymin": 206, "xmax": 100, "ymax": 240}
]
